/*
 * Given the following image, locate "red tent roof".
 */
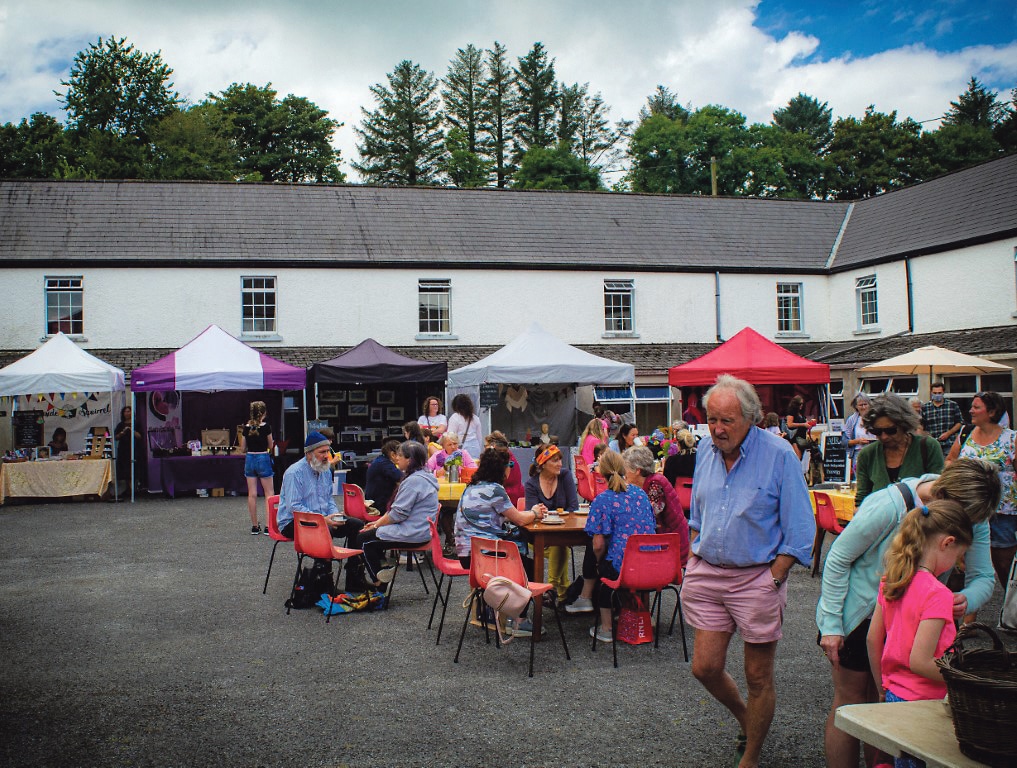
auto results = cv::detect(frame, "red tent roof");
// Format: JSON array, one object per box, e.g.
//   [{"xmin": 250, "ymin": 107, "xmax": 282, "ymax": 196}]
[{"xmin": 668, "ymin": 327, "xmax": 830, "ymax": 386}]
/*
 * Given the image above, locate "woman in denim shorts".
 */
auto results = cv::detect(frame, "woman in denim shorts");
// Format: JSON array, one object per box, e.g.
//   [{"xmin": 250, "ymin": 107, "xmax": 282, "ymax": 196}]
[{"xmin": 241, "ymin": 401, "xmax": 275, "ymax": 535}]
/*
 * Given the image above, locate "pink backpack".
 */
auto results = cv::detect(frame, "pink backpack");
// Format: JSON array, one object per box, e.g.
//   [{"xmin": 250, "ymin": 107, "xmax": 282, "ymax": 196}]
[{"xmin": 483, "ymin": 576, "xmax": 531, "ymax": 644}]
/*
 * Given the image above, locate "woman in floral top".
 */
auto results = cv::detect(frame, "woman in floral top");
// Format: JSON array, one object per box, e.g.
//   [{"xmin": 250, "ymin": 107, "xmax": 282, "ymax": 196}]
[
  {"xmin": 582, "ymin": 449, "xmax": 657, "ymax": 642},
  {"xmin": 946, "ymin": 391, "xmax": 1016, "ymax": 588},
  {"xmin": 621, "ymin": 445, "xmax": 689, "ymax": 567}
]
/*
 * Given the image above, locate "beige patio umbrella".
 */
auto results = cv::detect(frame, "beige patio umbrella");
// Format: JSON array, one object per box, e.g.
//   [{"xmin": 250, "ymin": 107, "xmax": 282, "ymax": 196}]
[{"xmin": 858, "ymin": 345, "xmax": 1011, "ymax": 384}]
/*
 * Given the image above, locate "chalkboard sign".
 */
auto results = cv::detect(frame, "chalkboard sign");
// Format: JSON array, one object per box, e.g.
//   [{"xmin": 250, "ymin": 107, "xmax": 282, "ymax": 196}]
[
  {"xmin": 822, "ymin": 432, "xmax": 847, "ymax": 483},
  {"xmin": 13, "ymin": 410, "xmax": 45, "ymax": 449},
  {"xmin": 479, "ymin": 383, "xmax": 499, "ymax": 408}
]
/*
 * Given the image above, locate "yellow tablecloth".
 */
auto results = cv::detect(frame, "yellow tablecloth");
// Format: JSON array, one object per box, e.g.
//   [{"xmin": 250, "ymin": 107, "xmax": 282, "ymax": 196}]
[
  {"xmin": 810, "ymin": 488, "xmax": 856, "ymax": 523},
  {"xmin": 0, "ymin": 459, "xmax": 113, "ymax": 505},
  {"xmin": 437, "ymin": 481, "xmax": 466, "ymax": 503}
]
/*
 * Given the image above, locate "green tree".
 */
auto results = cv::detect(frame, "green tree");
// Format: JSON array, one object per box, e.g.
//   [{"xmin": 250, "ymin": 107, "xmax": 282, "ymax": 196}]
[
  {"xmin": 480, "ymin": 42, "xmax": 515, "ymax": 187},
  {"xmin": 994, "ymin": 89, "xmax": 1017, "ymax": 151},
  {"xmin": 826, "ymin": 106, "xmax": 927, "ymax": 199},
  {"xmin": 441, "ymin": 127, "xmax": 491, "ymax": 187},
  {"xmin": 627, "ymin": 113, "xmax": 693, "ymax": 193},
  {"xmin": 638, "ymin": 85, "xmax": 690, "ymax": 123},
  {"xmin": 921, "ymin": 123, "xmax": 1001, "ymax": 175},
  {"xmin": 772, "ymin": 93, "xmax": 833, "ymax": 153},
  {"xmin": 0, "ymin": 113, "xmax": 69, "ymax": 178},
  {"xmin": 576, "ymin": 91, "xmax": 619, "ymax": 166},
  {"xmin": 739, "ymin": 124, "xmax": 826, "ymax": 199},
  {"xmin": 513, "ymin": 143, "xmax": 601, "ymax": 190},
  {"xmin": 354, "ymin": 60, "xmax": 444, "ymax": 185},
  {"xmin": 59, "ymin": 36, "xmax": 179, "ymax": 139},
  {"xmin": 442, "ymin": 44, "xmax": 486, "ymax": 154},
  {"xmin": 556, "ymin": 82, "xmax": 586, "ymax": 150},
  {"xmin": 147, "ymin": 103, "xmax": 238, "ymax": 180},
  {"xmin": 208, "ymin": 83, "xmax": 344, "ymax": 182},
  {"xmin": 943, "ymin": 77, "xmax": 1007, "ymax": 129},
  {"xmin": 512, "ymin": 42, "xmax": 558, "ymax": 159}
]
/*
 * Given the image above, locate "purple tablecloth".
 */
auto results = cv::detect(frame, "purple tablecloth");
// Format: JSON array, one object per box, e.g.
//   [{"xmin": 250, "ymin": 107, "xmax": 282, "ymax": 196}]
[{"xmin": 159, "ymin": 456, "xmax": 248, "ymax": 498}]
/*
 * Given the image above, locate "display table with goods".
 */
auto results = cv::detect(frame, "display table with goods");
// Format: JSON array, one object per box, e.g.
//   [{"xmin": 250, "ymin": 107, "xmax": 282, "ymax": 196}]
[
  {"xmin": 0, "ymin": 455, "xmax": 113, "ymax": 505},
  {"xmin": 158, "ymin": 452, "xmax": 249, "ymax": 498}
]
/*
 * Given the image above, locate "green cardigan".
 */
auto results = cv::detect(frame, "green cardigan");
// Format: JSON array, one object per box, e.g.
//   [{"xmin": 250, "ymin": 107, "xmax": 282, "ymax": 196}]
[{"xmin": 854, "ymin": 433, "xmax": 944, "ymax": 507}]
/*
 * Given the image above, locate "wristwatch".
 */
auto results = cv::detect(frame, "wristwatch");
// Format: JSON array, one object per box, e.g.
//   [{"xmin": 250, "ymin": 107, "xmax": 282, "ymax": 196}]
[{"xmin": 772, "ymin": 575, "xmax": 785, "ymax": 588}]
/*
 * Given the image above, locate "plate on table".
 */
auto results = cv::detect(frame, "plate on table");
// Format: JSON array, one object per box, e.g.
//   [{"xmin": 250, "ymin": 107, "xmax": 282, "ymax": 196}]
[
  {"xmin": 328, "ymin": 514, "xmax": 347, "ymax": 524},
  {"xmin": 542, "ymin": 516, "xmax": 565, "ymax": 525}
]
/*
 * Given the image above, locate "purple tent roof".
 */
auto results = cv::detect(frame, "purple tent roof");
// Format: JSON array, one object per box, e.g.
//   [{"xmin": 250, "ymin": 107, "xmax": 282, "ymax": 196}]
[
  {"xmin": 132, "ymin": 325, "xmax": 306, "ymax": 391},
  {"xmin": 310, "ymin": 338, "xmax": 447, "ymax": 385}
]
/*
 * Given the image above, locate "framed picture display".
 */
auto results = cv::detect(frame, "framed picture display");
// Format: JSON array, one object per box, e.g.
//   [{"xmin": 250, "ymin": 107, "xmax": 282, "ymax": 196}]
[
  {"xmin": 349, "ymin": 390, "xmax": 368, "ymax": 403},
  {"xmin": 318, "ymin": 403, "xmax": 339, "ymax": 418},
  {"xmin": 386, "ymin": 407, "xmax": 404, "ymax": 421},
  {"xmin": 376, "ymin": 390, "xmax": 395, "ymax": 405},
  {"xmin": 349, "ymin": 404, "xmax": 369, "ymax": 417},
  {"xmin": 319, "ymin": 389, "xmax": 346, "ymax": 402},
  {"xmin": 370, "ymin": 407, "xmax": 383, "ymax": 423}
]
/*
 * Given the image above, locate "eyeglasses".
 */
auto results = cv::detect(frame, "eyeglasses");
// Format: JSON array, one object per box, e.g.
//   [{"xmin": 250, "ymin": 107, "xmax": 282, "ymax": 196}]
[
  {"xmin": 869, "ymin": 426, "xmax": 899, "ymax": 437},
  {"xmin": 507, "ymin": 460, "xmax": 515, "ymax": 468}
]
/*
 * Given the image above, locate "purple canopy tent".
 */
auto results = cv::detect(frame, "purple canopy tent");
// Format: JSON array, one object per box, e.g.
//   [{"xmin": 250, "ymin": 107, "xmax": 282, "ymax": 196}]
[
  {"xmin": 310, "ymin": 338, "xmax": 447, "ymax": 385},
  {"xmin": 130, "ymin": 325, "xmax": 306, "ymax": 500}
]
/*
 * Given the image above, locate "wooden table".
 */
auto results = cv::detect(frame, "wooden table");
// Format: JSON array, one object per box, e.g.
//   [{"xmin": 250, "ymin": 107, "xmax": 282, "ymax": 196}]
[
  {"xmin": 523, "ymin": 513, "xmax": 590, "ymax": 640},
  {"xmin": 835, "ymin": 700, "xmax": 988, "ymax": 768},
  {"xmin": 0, "ymin": 458, "xmax": 113, "ymax": 505}
]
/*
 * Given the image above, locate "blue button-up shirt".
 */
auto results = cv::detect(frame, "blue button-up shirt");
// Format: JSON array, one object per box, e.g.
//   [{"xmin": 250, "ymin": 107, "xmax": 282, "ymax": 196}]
[
  {"xmin": 689, "ymin": 426, "xmax": 815, "ymax": 568},
  {"xmin": 277, "ymin": 458, "xmax": 338, "ymax": 532}
]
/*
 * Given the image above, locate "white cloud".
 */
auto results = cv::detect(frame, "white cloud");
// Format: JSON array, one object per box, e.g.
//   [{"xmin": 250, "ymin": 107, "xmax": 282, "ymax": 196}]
[{"xmin": 1, "ymin": 0, "xmax": 1014, "ymax": 179}]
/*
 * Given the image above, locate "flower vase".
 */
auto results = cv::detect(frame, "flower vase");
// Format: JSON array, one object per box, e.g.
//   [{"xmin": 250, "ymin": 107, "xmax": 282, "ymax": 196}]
[{"xmin": 449, "ymin": 464, "xmax": 459, "ymax": 483}]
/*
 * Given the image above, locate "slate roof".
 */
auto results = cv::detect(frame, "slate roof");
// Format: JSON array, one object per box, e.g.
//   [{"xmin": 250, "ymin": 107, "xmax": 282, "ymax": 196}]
[
  {"xmin": 1, "ymin": 180, "xmax": 847, "ymax": 272},
  {"xmin": 831, "ymin": 153, "xmax": 1017, "ymax": 270},
  {"xmin": 1, "ymin": 326, "xmax": 1011, "ymax": 384}
]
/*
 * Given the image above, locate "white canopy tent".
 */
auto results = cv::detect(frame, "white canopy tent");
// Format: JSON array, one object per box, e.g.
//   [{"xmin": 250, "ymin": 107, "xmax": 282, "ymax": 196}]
[
  {"xmin": 0, "ymin": 333, "xmax": 126, "ymax": 498},
  {"xmin": 447, "ymin": 323, "xmax": 635, "ymax": 444}
]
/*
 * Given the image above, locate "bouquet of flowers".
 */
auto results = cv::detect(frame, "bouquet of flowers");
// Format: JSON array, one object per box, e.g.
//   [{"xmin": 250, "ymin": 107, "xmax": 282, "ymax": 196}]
[{"xmin": 444, "ymin": 450, "xmax": 464, "ymax": 468}]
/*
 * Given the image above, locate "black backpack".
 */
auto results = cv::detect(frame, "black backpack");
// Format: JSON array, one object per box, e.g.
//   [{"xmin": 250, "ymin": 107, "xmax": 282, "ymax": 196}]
[{"xmin": 285, "ymin": 561, "xmax": 336, "ymax": 610}]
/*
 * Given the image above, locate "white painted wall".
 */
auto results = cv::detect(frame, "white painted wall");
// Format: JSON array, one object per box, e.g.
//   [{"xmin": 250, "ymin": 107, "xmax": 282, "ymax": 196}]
[{"xmin": 4, "ymin": 238, "xmax": 1015, "ymax": 352}]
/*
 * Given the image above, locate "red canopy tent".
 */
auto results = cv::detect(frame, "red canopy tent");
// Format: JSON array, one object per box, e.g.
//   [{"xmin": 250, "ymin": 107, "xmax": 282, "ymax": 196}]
[{"xmin": 668, "ymin": 327, "xmax": 830, "ymax": 386}]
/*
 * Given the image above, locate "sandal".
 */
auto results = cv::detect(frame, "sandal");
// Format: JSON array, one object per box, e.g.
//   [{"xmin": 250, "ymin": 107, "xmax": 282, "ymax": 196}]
[{"xmin": 734, "ymin": 731, "xmax": 746, "ymax": 767}]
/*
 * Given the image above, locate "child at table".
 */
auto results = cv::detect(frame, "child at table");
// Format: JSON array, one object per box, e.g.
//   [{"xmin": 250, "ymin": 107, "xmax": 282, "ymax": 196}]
[{"xmin": 866, "ymin": 499, "xmax": 973, "ymax": 768}]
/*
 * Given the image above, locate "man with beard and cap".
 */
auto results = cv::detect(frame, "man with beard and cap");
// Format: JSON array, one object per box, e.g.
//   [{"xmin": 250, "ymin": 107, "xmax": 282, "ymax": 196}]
[{"xmin": 277, "ymin": 431, "xmax": 364, "ymax": 549}]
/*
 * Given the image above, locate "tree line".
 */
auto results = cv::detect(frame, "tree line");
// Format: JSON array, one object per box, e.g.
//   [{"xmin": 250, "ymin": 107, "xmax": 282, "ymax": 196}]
[{"xmin": 2, "ymin": 35, "xmax": 1015, "ymax": 199}]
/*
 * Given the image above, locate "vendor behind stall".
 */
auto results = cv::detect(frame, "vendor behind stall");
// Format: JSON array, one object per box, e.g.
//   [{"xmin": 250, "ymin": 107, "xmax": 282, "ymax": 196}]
[{"xmin": 47, "ymin": 428, "xmax": 69, "ymax": 455}]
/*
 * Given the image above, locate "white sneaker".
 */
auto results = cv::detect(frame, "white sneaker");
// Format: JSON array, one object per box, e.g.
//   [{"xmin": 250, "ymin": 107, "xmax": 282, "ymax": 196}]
[
  {"xmin": 375, "ymin": 567, "xmax": 397, "ymax": 584},
  {"xmin": 565, "ymin": 597, "xmax": 594, "ymax": 614},
  {"xmin": 589, "ymin": 625, "xmax": 613, "ymax": 643}
]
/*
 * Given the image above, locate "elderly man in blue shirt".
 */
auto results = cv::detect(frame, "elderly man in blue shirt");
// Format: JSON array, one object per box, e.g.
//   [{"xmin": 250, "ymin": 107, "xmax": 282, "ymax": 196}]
[
  {"xmin": 277, "ymin": 431, "xmax": 365, "ymax": 550},
  {"xmin": 683, "ymin": 375, "xmax": 815, "ymax": 768}
]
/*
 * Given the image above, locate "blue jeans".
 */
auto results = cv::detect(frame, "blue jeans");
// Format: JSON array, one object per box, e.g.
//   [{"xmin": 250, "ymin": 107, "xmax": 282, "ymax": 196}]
[
  {"xmin": 244, "ymin": 453, "xmax": 274, "ymax": 479},
  {"xmin": 884, "ymin": 689, "xmax": 926, "ymax": 768}
]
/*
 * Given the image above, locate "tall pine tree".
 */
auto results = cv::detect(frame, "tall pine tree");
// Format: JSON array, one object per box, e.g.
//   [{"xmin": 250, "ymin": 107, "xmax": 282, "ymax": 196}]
[
  {"xmin": 354, "ymin": 60, "xmax": 445, "ymax": 185},
  {"xmin": 511, "ymin": 42, "xmax": 558, "ymax": 160},
  {"xmin": 481, "ymin": 42, "xmax": 515, "ymax": 187},
  {"xmin": 442, "ymin": 44, "xmax": 485, "ymax": 154}
]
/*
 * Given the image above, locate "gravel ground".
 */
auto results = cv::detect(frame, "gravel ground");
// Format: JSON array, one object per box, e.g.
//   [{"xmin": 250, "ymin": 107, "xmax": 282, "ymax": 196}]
[{"xmin": 0, "ymin": 494, "xmax": 1011, "ymax": 768}]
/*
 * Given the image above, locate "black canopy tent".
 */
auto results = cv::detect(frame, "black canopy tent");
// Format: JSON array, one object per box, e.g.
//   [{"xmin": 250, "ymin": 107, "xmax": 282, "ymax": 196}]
[{"xmin": 310, "ymin": 338, "xmax": 447, "ymax": 385}]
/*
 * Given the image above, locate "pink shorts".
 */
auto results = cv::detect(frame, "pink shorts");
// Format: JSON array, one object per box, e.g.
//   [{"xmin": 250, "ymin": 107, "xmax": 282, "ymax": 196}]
[{"xmin": 681, "ymin": 556, "xmax": 786, "ymax": 643}]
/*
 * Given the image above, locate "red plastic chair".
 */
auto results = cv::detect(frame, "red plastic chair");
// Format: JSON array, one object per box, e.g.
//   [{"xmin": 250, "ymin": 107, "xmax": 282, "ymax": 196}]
[
  {"xmin": 454, "ymin": 537, "xmax": 571, "ymax": 677},
  {"xmin": 287, "ymin": 511, "xmax": 363, "ymax": 624},
  {"xmin": 573, "ymin": 455, "xmax": 597, "ymax": 501},
  {"xmin": 342, "ymin": 483, "xmax": 380, "ymax": 522},
  {"xmin": 381, "ymin": 501, "xmax": 438, "ymax": 605},
  {"xmin": 426, "ymin": 515, "xmax": 469, "ymax": 645},
  {"xmin": 596, "ymin": 533, "xmax": 686, "ymax": 668},
  {"xmin": 262, "ymin": 494, "xmax": 292, "ymax": 594},
  {"xmin": 811, "ymin": 492, "xmax": 845, "ymax": 577},
  {"xmin": 673, "ymin": 476, "xmax": 694, "ymax": 518}
]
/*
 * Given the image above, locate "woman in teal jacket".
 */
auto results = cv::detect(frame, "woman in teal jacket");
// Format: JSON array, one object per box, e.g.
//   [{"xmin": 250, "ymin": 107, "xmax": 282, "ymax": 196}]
[{"xmin": 816, "ymin": 458, "xmax": 1000, "ymax": 768}]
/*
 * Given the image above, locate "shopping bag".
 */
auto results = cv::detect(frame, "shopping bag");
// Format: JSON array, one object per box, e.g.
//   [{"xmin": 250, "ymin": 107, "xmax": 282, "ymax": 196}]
[{"xmin": 616, "ymin": 596, "xmax": 654, "ymax": 645}]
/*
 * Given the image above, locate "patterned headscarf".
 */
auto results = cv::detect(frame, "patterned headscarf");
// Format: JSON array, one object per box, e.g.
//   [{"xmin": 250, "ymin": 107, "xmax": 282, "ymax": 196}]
[{"xmin": 535, "ymin": 445, "xmax": 561, "ymax": 466}]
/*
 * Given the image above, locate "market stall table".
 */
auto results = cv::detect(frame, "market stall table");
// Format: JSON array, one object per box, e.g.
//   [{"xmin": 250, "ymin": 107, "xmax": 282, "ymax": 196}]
[
  {"xmin": 810, "ymin": 488, "xmax": 856, "ymax": 523},
  {"xmin": 0, "ymin": 458, "xmax": 112, "ymax": 505},
  {"xmin": 835, "ymin": 700, "xmax": 987, "ymax": 768},
  {"xmin": 523, "ymin": 512, "xmax": 590, "ymax": 641},
  {"xmin": 159, "ymin": 455, "xmax": 248, "ymax": 498}
]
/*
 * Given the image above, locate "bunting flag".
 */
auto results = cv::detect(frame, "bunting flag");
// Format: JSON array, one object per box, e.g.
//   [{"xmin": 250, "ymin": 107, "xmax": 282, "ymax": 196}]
[{"xmin": 88, "ymin": 393, "xmax": 98, "ymax": 402}]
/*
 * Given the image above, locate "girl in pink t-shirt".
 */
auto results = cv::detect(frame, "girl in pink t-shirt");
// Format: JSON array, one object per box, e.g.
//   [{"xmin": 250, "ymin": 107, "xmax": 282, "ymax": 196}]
[{"xmin": 866, "ymin": 499, "xmax": 972, "ymax": 764}]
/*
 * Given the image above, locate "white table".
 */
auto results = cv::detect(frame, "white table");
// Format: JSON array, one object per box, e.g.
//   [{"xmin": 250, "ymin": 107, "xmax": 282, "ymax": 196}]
[{"xmin": 835, "ymin": 700, "xmax": 988, "ymax": 768}]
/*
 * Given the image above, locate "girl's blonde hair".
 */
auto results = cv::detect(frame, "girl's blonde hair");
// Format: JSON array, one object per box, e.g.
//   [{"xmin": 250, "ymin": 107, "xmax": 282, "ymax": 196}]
[
  {"xmin": 580, "ymin": 418, "xmax": 606, "ymax": 444},
  {"xmin": 597, "ymin": 449, "xmax": 627, "ymax": 493},
  {"xmin": 881, "ymin": 499, "xmax": 972, "ymax": 602},
  {"xmin": 248, "ymin": 401, "xmax": 267, "ymax": 428}
]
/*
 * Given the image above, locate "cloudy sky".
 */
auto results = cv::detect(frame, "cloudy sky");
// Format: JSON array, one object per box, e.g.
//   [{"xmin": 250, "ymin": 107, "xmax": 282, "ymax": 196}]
[{"xmin": 3, "ymin": 0, "xmax": 1015, "ymax": 179}]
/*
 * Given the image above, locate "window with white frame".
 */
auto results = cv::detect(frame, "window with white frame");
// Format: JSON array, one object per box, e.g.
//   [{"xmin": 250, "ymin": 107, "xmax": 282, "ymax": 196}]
[
  {"xmin": 241, "ymin": 276, "xmax": 276, "ymax": 333},
  {"xmin": 418, "ymin": 279, "xmax": 451, "ymax": 334},
  {"xmin": 45, "ymin": 276, "xmax": 83, "ymax": 335},
  {"xmin": 776, "ymin": 282, "xmax": 802, "ymax": 332},
  {"xmin": 855, "ymin": 275, "xmax": 878, "ymax": 328},
  {"xmin": 604, "ymin": 279, "xmax": 634, "ymax": 333}
]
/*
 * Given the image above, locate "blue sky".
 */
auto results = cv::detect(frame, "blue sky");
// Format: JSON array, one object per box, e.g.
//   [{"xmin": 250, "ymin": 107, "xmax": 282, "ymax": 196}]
[{"xmin": 2, "ymin": 0, "xmax": 1015, "ymax": 178}]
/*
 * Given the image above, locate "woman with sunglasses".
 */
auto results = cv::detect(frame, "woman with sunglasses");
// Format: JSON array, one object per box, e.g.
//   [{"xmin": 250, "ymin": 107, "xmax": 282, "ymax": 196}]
[{"xmin": 854, "ymin": 392, "xmax": 944, "ymax": 507}]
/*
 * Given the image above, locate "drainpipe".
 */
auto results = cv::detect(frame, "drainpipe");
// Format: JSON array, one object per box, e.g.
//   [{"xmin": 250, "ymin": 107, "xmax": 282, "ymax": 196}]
[
  {"xmin": 715, "ymin": 271, "xmax": 723, "ymax": 342},
  {"xmin": 904, "ymin": 257, "xmax": 914, "ymax": 334}
]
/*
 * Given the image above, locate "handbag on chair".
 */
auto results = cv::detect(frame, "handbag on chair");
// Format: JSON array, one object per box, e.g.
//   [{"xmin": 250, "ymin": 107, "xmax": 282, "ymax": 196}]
[{"xmin": 616, "ymin": 595, "xmax": 654, "ymax": 645}]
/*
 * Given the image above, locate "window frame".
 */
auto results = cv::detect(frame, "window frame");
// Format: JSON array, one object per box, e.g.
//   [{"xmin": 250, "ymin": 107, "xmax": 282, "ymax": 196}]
[
  {"xmin": 855, "ymin": 274, "xmax": 879, "ymax": 330},
  {"xmin": 417, "ymin": 278, "xmax": 452, "ymax": 337},
  {"xmin": 603, "ymin": 278, "xmax": 635, "ymax": 336},
  {"xmin": 776, "ymin": 281, "xmax": 802, "ymax": 334},
  {"xmin": 44, "ymin": 275, "xmax": 84, "ymax": 337},
  {"xmin": 241, "ymin": 275, "xmax": 278, "ymax": 336}
]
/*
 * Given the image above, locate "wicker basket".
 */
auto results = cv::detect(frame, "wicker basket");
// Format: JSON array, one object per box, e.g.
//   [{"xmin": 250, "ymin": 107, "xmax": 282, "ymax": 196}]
[{"xmin": 936, "ymin": 623, "xmax": 1017, "ymax": 767}]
